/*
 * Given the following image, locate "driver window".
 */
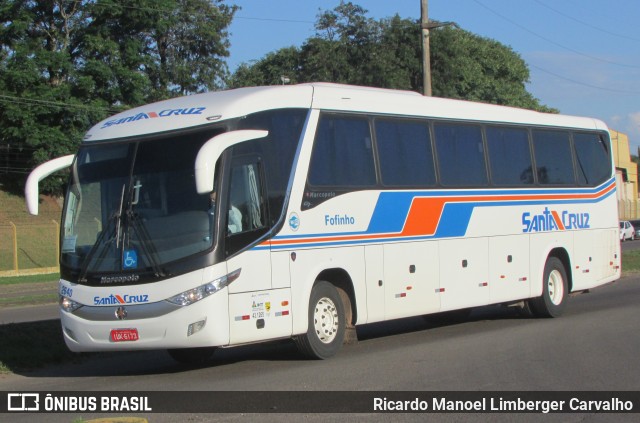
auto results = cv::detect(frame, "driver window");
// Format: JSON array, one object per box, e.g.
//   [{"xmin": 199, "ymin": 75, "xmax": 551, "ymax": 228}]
[{"xmin": 226, "ymin": 160, "xmax": 267, "ymax": 236}]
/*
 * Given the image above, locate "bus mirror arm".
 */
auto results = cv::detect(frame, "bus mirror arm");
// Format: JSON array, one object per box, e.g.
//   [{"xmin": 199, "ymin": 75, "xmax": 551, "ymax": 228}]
[
  {"xmin": 195, "ymin": 129, "xmax": 269, "ymax": 194},
  {"xmin": 25, "ymin": 154, "xmax": 75, "ymax": 216}
]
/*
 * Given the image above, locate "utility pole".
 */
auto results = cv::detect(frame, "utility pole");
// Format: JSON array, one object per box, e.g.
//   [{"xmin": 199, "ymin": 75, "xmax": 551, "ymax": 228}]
[
  {"xmin": 421, "ymin": 0, "xmax": 457, "ymax": 96},
  {"xmin": 421, "ymin": 0, "xmax": 431, "ymax": 96}
]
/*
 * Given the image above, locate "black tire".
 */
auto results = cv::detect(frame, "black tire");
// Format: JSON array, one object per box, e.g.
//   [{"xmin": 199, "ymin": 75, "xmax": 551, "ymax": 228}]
[
  {"xmin": 528, "ymin": 257, "xmax": 568, "ymax": 318},
  {"xmin": 294, "ymin": 281, "xmax": 346, "ymax": 359},
  {"xmin": 167, "ymin": 346, "xmax": 216, "ymax": 364}
]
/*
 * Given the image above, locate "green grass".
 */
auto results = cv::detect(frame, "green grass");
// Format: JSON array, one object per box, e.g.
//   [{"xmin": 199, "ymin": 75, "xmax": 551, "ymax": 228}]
[
  {"xmin": 0, "ymin": 273, "xmax": 59, "ymax": 285},
  {"xmin": 0, "ymin": 189, "xmax": 61, "ymax": 271},
  {"xmin": 0, "ymin": 293, "xmax": 58, "ymax": 307},
  {"xmin": 0, "ymin": 273, "xmax": 59, "ymax": 307},
  {"xmin": 622, "ymin": 249, "xmax": 640, "ymax": 272}
]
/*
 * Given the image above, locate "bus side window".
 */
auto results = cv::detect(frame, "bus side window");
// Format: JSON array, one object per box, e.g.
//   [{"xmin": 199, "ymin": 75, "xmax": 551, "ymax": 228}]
[
  {"xmin": 434, "ymin": 123, "xmax": 488, "ymax": 187},
  {"xmin": 573, "ymin": 132, "xmax": 611, "ymax": 186},
  {"xmin": 225, "ymin": 157, "xmax": 269, "ymax": 257},
  {"xmin": 532, "ymin": 130, "xmax": 575, "ymax": 185},
  {"xmin": 486, "ymin": 126, "xmax": 534, "ymax": 186},
  {"xmin": 308, "ymin": 114, "xmax": 376, "ymax": 187},
  {"xmin": 375, "ymin": 118, "xmax": 436, "ymax": 187}
]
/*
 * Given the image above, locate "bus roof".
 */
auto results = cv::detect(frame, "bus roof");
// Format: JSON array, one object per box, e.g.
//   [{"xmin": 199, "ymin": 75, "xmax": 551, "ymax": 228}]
[{"xmin": 84, "ymin": 83, "xmax": 607, "ymax": 142}]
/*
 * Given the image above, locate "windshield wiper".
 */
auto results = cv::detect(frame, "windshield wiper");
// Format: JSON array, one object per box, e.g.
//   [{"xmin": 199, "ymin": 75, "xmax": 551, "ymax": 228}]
[
  {"xmin": 115, "ymin": 184, "xmax": 125, "ymax": 247},
  {"xmin": 126, "ymin": 209, "xmax": 165, "ymax": 278},
  {"xmin": 77, "ymin": 184, "xmax": 125, "ymax": 283},
  {"xmin": 123, "ymin": 177, "xmax": 165, "ymax": 278}
]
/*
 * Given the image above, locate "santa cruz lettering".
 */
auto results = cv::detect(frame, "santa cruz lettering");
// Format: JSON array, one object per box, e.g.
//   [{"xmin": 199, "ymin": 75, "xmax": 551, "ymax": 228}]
[
  {"xmin": 101, "ymin": 107, "xmax": 206, "ymax": 129},
  {"xmin": 522, "ymin": 207, "xmax": 590, "ymax": 233},
  {"xmin": 93, "ymin": 294, "xmax": 149, "ymax": 305}
]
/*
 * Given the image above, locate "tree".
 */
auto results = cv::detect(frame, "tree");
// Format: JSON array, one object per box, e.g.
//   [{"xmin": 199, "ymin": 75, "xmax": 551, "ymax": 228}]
[
  {"xmin": 228, "ymin": 1, "xmax": 555, "ymax": 113},
  {"xmin": 0, "ymin": 0, "xmax": 104, "ymax": 193},
  {"xmin": 0, "ymin": 0, "xmax": 237, "ymax": 194},
  {"xmin": 81, "ymin": 0, "xmax": 236, "ymax": 99},
  {"xmin": 230, "ymin": 47, "xmax": 302, "ymax": 87},
  {"xmin": 430, "ymin": 26, "xmax": 555, "ymax": 112}
]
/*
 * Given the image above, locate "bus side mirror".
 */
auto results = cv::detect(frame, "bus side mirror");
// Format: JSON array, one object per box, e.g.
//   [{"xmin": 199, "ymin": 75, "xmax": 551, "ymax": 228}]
[
  {"xmin": 25, "ymin": 154, "xmax": 75, "ymax": 216},
  {"xmin": 195, "ymin": 130, "xmax": 268, "ymax": 194}
]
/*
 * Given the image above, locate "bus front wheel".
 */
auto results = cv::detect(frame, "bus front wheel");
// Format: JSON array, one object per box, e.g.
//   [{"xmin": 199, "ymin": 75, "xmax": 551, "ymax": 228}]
[
  {"xmin": 294, "ymin": 281, "xmax": 346, "ymax": 359},
  {"xmin": 528, "ymin": 257, "xmax": 568, "ymax": 318}
]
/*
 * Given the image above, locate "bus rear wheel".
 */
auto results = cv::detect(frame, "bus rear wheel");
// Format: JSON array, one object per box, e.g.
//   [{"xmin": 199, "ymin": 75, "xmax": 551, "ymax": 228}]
[
  {"xmin": 528, "ymin": 257, "xmax": 568, "ymax": 318},
  {"xmin": 294, "ymin": 281, "xmax": 346, "ymax": 359}
]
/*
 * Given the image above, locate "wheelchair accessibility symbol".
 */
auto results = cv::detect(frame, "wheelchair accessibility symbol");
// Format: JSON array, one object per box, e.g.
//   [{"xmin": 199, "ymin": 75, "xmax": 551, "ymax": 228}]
[{"xmin": 123, "ymin": 249, "xmax": 138, "ymax": 269}]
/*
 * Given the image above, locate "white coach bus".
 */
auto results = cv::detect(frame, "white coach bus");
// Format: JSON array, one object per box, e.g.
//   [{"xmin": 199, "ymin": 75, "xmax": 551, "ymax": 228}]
[{"xmin": 26, "ymin": 83, "xmax": 620, "ymax": 362}]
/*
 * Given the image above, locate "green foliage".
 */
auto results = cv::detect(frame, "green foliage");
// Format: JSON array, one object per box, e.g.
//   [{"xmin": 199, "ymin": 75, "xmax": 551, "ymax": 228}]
[
  {"xmin": 0, "ymin": 0, "xmax": 237, "ymax": 194},
  {"xmin": 231, "ymin": 47, "xmax": 303, "ymax": 87},
  {"xmin": 228, "ymin": 1, "xmax": 555, "ymax": 114},
  {"xmin": 430, "ymin": 27, "xmax": 556, "ymax": 112}
]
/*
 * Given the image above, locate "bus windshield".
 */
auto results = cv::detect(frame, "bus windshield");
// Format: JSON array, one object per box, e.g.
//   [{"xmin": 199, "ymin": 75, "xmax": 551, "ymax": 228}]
[{"xmin": 61, "ymin": 128, "xmax": 224, "ymax": 280}]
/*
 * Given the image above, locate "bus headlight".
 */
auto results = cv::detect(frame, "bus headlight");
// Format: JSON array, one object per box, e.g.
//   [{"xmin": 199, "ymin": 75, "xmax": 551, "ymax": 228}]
[
  {"xmin": 60, "ymin": 296, "xmax": 83, "ymax": 313},
  {"xmin": 166, "ymin": 269, "xmax": 241, "ymax": 307}
]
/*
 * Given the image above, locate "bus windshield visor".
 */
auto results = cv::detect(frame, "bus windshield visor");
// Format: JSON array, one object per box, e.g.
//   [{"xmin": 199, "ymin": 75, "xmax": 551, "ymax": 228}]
[{"xmin": 61, "ymin": 129, "xmax": 223, "ymax": 278}]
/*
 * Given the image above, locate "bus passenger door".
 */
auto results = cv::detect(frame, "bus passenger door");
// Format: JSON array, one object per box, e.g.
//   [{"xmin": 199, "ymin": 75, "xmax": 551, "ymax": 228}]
[
  {"xmin": 225, "ymin": 156, "xmax": 272, "ymax": 293},
  {"xmin": 225, "ymin": 156, "xmax": 291, "ymax": 344}
]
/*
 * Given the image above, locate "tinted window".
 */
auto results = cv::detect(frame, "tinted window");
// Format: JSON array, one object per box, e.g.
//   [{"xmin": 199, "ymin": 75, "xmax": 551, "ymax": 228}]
[
  {"xmin": 574, "ymin": 133, "xmax": 611, "ymax": 186},
  {"xmin": 375, "ymin": 119, "xmax": 436, "ymax": 186},
  {"xmin": 486, "ymin": 126, "xmax": 533, "ymax": 185},
  {"xmin": 434, "ymin": 123, "xmax": 487, "ymax": 186},
  {"xmin": 236, "ymin": 109, "xmax": 307, "ymax": 225},
  {"xmin": 532, "ymin": 130, "xmax": 575, "ymax": 185},
  {"xmin": 308, "ymin": 115, "xmax": 376, "ymax": 187},
  {"xmin": 225, "ymin": 157, "xmax": 269, "ymax": 257}
]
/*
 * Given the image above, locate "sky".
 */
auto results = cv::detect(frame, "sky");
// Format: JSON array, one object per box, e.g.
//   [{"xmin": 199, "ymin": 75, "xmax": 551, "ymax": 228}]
[{"xmin": 226, "ymin": 0, "xmax": 640, "ymax": 152}]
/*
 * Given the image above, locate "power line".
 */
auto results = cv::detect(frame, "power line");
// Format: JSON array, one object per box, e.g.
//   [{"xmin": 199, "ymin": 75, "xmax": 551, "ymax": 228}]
[
  {"xmin": 102, "ymin": 2, "xmax": 315, "ymax": 24},
  {"xmin": 470, "ymin": 0, "xmax": 640, "ymax": 95},
  {"xmin": 472, "ymin": 0, "xmax": 640, "ymax": 69},
  {"xmin": 0, "ymin": 94, "xmax": 118, "ymax": 114},
  {"xmin": 91, "ymin": 1, "xmax": 232, "ymax": 19},
  {"xmin": 533, "ymin": 0, "xmax": 640, "ymax": 42},
  {"xmin": 234, "ymin": 16, "xmax": 315, "ymax": 25},
  {"xmin": 528, "ymin": 63, "xmax": 640, "ymax": 95},
  {"xmin": 0, "ymin": 170, "xmax": 32, "ymax": 175},
  {"xmin": 0, "ymin": 145, "xmax": 44, "ymax": 151}
]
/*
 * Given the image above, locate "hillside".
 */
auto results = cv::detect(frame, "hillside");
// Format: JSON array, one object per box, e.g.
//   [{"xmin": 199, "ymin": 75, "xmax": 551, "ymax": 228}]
[
  {"xmin": 0, "ymin": 189, "xmax": 62, "ymax": 224},
  {"xmin": 0, "ymin": 188, "xmax": 62, "ymax": 273}
]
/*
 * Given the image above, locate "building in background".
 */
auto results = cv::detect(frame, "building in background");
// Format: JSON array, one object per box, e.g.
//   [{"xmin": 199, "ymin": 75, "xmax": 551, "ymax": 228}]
[{"xmin": 610, "ymin": 129, "xmax": 638, "ymax": 220}]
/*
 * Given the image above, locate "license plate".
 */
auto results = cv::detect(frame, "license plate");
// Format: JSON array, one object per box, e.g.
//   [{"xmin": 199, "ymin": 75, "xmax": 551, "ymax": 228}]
[{"xmin": 110, "ymin": 328, "xmax": 139, "ymax": 342}]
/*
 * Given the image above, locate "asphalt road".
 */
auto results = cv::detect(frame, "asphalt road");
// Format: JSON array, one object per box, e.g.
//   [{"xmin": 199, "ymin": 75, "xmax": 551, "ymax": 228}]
[
  {"xmin": 0, "ymin": 303, "xmax": 58, "ymax": 324},
  {"xmin": 1, "ymin": 272, "xmax": 639, "ymax": 423}
]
